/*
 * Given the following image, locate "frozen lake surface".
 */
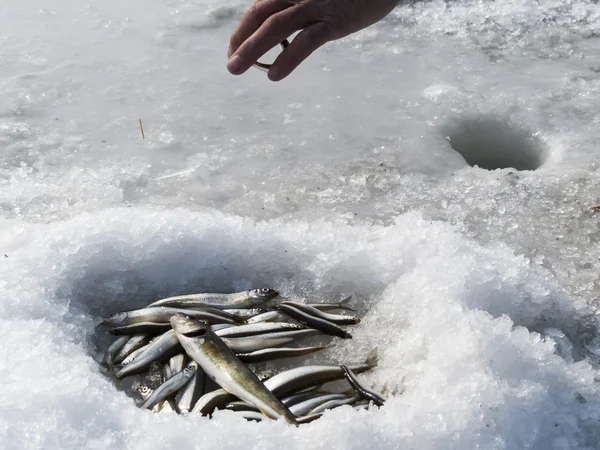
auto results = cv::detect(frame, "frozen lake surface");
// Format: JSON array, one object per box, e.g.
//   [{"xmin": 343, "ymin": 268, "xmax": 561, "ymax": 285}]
[{"xmin": 1, "ymin": 0, "xmax": 600, "ymax": 448}]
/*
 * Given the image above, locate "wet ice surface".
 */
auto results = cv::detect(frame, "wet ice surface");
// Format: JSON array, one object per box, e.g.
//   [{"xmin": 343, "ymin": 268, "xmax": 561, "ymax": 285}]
[{"xmin": 1, "ymin": 0, "xmax": 600, "ymax": 449}]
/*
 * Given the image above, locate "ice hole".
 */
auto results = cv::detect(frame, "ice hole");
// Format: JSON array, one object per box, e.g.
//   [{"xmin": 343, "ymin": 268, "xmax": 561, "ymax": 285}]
[
  {"xmin": 60, "ymin": 237, "xmax": 363, "ymax": 403},
  {"xmin": 444, "ymin": 116, "xmax": 547, "ymax": 171}
]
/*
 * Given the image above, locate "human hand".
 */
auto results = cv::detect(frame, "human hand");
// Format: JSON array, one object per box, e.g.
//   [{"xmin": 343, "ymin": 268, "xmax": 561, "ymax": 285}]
[{"xmin": 227, "ymin": 0, "xmax": 400, "ymax": 81}]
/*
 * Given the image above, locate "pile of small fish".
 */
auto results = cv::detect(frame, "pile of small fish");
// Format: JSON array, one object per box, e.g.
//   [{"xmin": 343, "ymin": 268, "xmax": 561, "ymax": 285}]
[{"xmin": 99, "ymin": 288, "xmax": 385, "ymax": 425}]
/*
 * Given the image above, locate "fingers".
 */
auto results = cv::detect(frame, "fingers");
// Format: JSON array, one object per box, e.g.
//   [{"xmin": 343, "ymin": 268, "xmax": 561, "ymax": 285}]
[
  {"xmin": 227, "ymin": 3, "xmax": 314, "ymax": 76},
  {"xmin": 228, "ymin": 0, "xmax": 294, "ymax": 58},
  {"xmin": 267, "ymin": 22, "xmax": 332, "ymax": 81}
]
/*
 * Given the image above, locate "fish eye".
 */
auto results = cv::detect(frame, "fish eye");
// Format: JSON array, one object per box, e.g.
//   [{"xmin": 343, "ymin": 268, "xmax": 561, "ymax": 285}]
[{"xmin": 261, "ymin": 288, "xmax": 270, "ymax": 293}]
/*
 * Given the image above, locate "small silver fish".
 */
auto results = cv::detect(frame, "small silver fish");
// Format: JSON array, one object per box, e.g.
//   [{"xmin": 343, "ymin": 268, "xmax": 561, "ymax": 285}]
[
  {"xmin": 191, "ymin": 388, "xmax": 235, "ymax": 416},
  {"xmin": 191, "ymin": 372, "xmax": 277, "ymax": 416},
  {"xmin": 176, "ymin": 368, "xmax": 205, "ymax": 414},
  {"xmin": 136, "ymin": 385, "xmax": 173, "ymax": 413},
  {"xmin": 103, "ymin": 307, "xmax": 239, "ymax": 327},
  {"xmin": 263, "ymin": 349, "xmax": 378, "ymax": 398},
  {"xmin": 113, "ymin": 335, "xmax": 151, "ymax": 365},
  {"xmin": 171, "ymin": 314, "xmax": 297, "ymax": 425},
  {"xmin": 142, "ymin": 361, "xmax": 198, "ymax": 410},
  {"xmin": 236, "ymin": 346, "xmax": 328, "ymax": 364},
  {"xmin": 277, "ymin": 303, "xmax": 352, "ymax": 339},
  {"xmin": 341, "ymin": 364, "xmax": 386, "ymax": 406},
  {"xmin": 147, "ymin": 288, "xmax": 279, "ymax": 310},
  {"xmin": 222, "ymin": 329, "xmax": 324, "ymax": 353},
  {"xmin": 215, "ymin": 322, "xmax": 305, "ymax": 338},
  {"xmin": 119, "ymin": 343, "xmax": 151, "ymax": 367},
  {"xmin": 279, "ymin": 301, "xmax": 360, "ymax": 325},
  {"xmin": 114, "ymin": 330, "xmax": 181, "ymax": 379},
  {"xmin": 252, "ymin": 40, "xmax": 289, "ymax": 73},
  {"xmin": 104, "ymin": 336, "xmax": 129, "ymax": 367},
  {"xmin": 245, "ymin": 311, "xmax": 289, "ymax": 324}
]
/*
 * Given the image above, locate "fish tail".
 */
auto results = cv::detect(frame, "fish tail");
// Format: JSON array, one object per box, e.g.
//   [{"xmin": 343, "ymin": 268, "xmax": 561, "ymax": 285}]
[
  {"xmin": 339, "ymin": 296, "xmax": 357, "ymax": 312},
  {"xmin": 365, "ymin": 348, "xmax": 379, "ymax": 368}
]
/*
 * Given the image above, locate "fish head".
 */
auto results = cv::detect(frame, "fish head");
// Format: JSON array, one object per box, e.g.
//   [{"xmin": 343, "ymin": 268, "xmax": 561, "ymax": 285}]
[
  {"xmin": 250, "ymin": 288, "xmax": 279, "ymax": 301},
  {"xmin": 183, "ymin": 361, "xmax": 198, "ymax": 375},
  {"xmin": 170, "ymin": 313, "xmax": 210, "ymax": 337},
  {"xmin": 137, "ymin": 385, "xmax": 153, "ymax": 400},
  {"xmin": 103, "ymin": 312, "xmax": 128, "ymax": 325},
  {"xmin": 257, "ymin": 370, "xmax": 275, "ymax": 381}
]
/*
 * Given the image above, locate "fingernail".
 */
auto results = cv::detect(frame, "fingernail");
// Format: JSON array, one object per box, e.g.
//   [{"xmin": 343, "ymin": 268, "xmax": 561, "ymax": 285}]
[
  {"xmin": 227, "ymin": 55, "xmax": 243, "ymax": 74},
  {"xmin": 268, "ymin": 67, "xmax": 281, "ymax": 81}
]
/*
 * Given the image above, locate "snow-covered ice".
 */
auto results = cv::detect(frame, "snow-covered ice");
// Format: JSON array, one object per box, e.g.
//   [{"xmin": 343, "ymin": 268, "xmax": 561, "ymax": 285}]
[{"xmin": 1, "ymin": 1, "xmax": 600, "ymax": 449}]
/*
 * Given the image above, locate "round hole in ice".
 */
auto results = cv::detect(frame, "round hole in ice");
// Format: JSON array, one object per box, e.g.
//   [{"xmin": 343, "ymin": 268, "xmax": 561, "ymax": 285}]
[{"xmin": 444, "ymin": 116, "xmax": 547, "ymax": 171}]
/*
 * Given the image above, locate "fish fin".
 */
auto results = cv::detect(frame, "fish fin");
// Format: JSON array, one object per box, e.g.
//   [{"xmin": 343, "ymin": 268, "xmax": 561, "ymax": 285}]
[
  {"xmin": 392, "ymin": 377, "xmax": 406, "ymax": 396},
  {"xmin": 365, "ymin": 348, "xmax": 379, "ymax": 368},
  {"xmin": 339, "ymin": 296, "xmax": 357, "ymax": 312},
  {"xmin": 379, "ymin": 382, "xmax": 389, "ymax": 396},
  {"xmin": 167, "ymin": 396, "xmax": 180, "ymax": 413}
]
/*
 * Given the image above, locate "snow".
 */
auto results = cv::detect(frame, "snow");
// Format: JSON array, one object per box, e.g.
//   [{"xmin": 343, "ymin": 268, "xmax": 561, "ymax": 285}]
[{"xmin": 1, "ymin": 0, "xmax": 600, "ymax": 449}]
